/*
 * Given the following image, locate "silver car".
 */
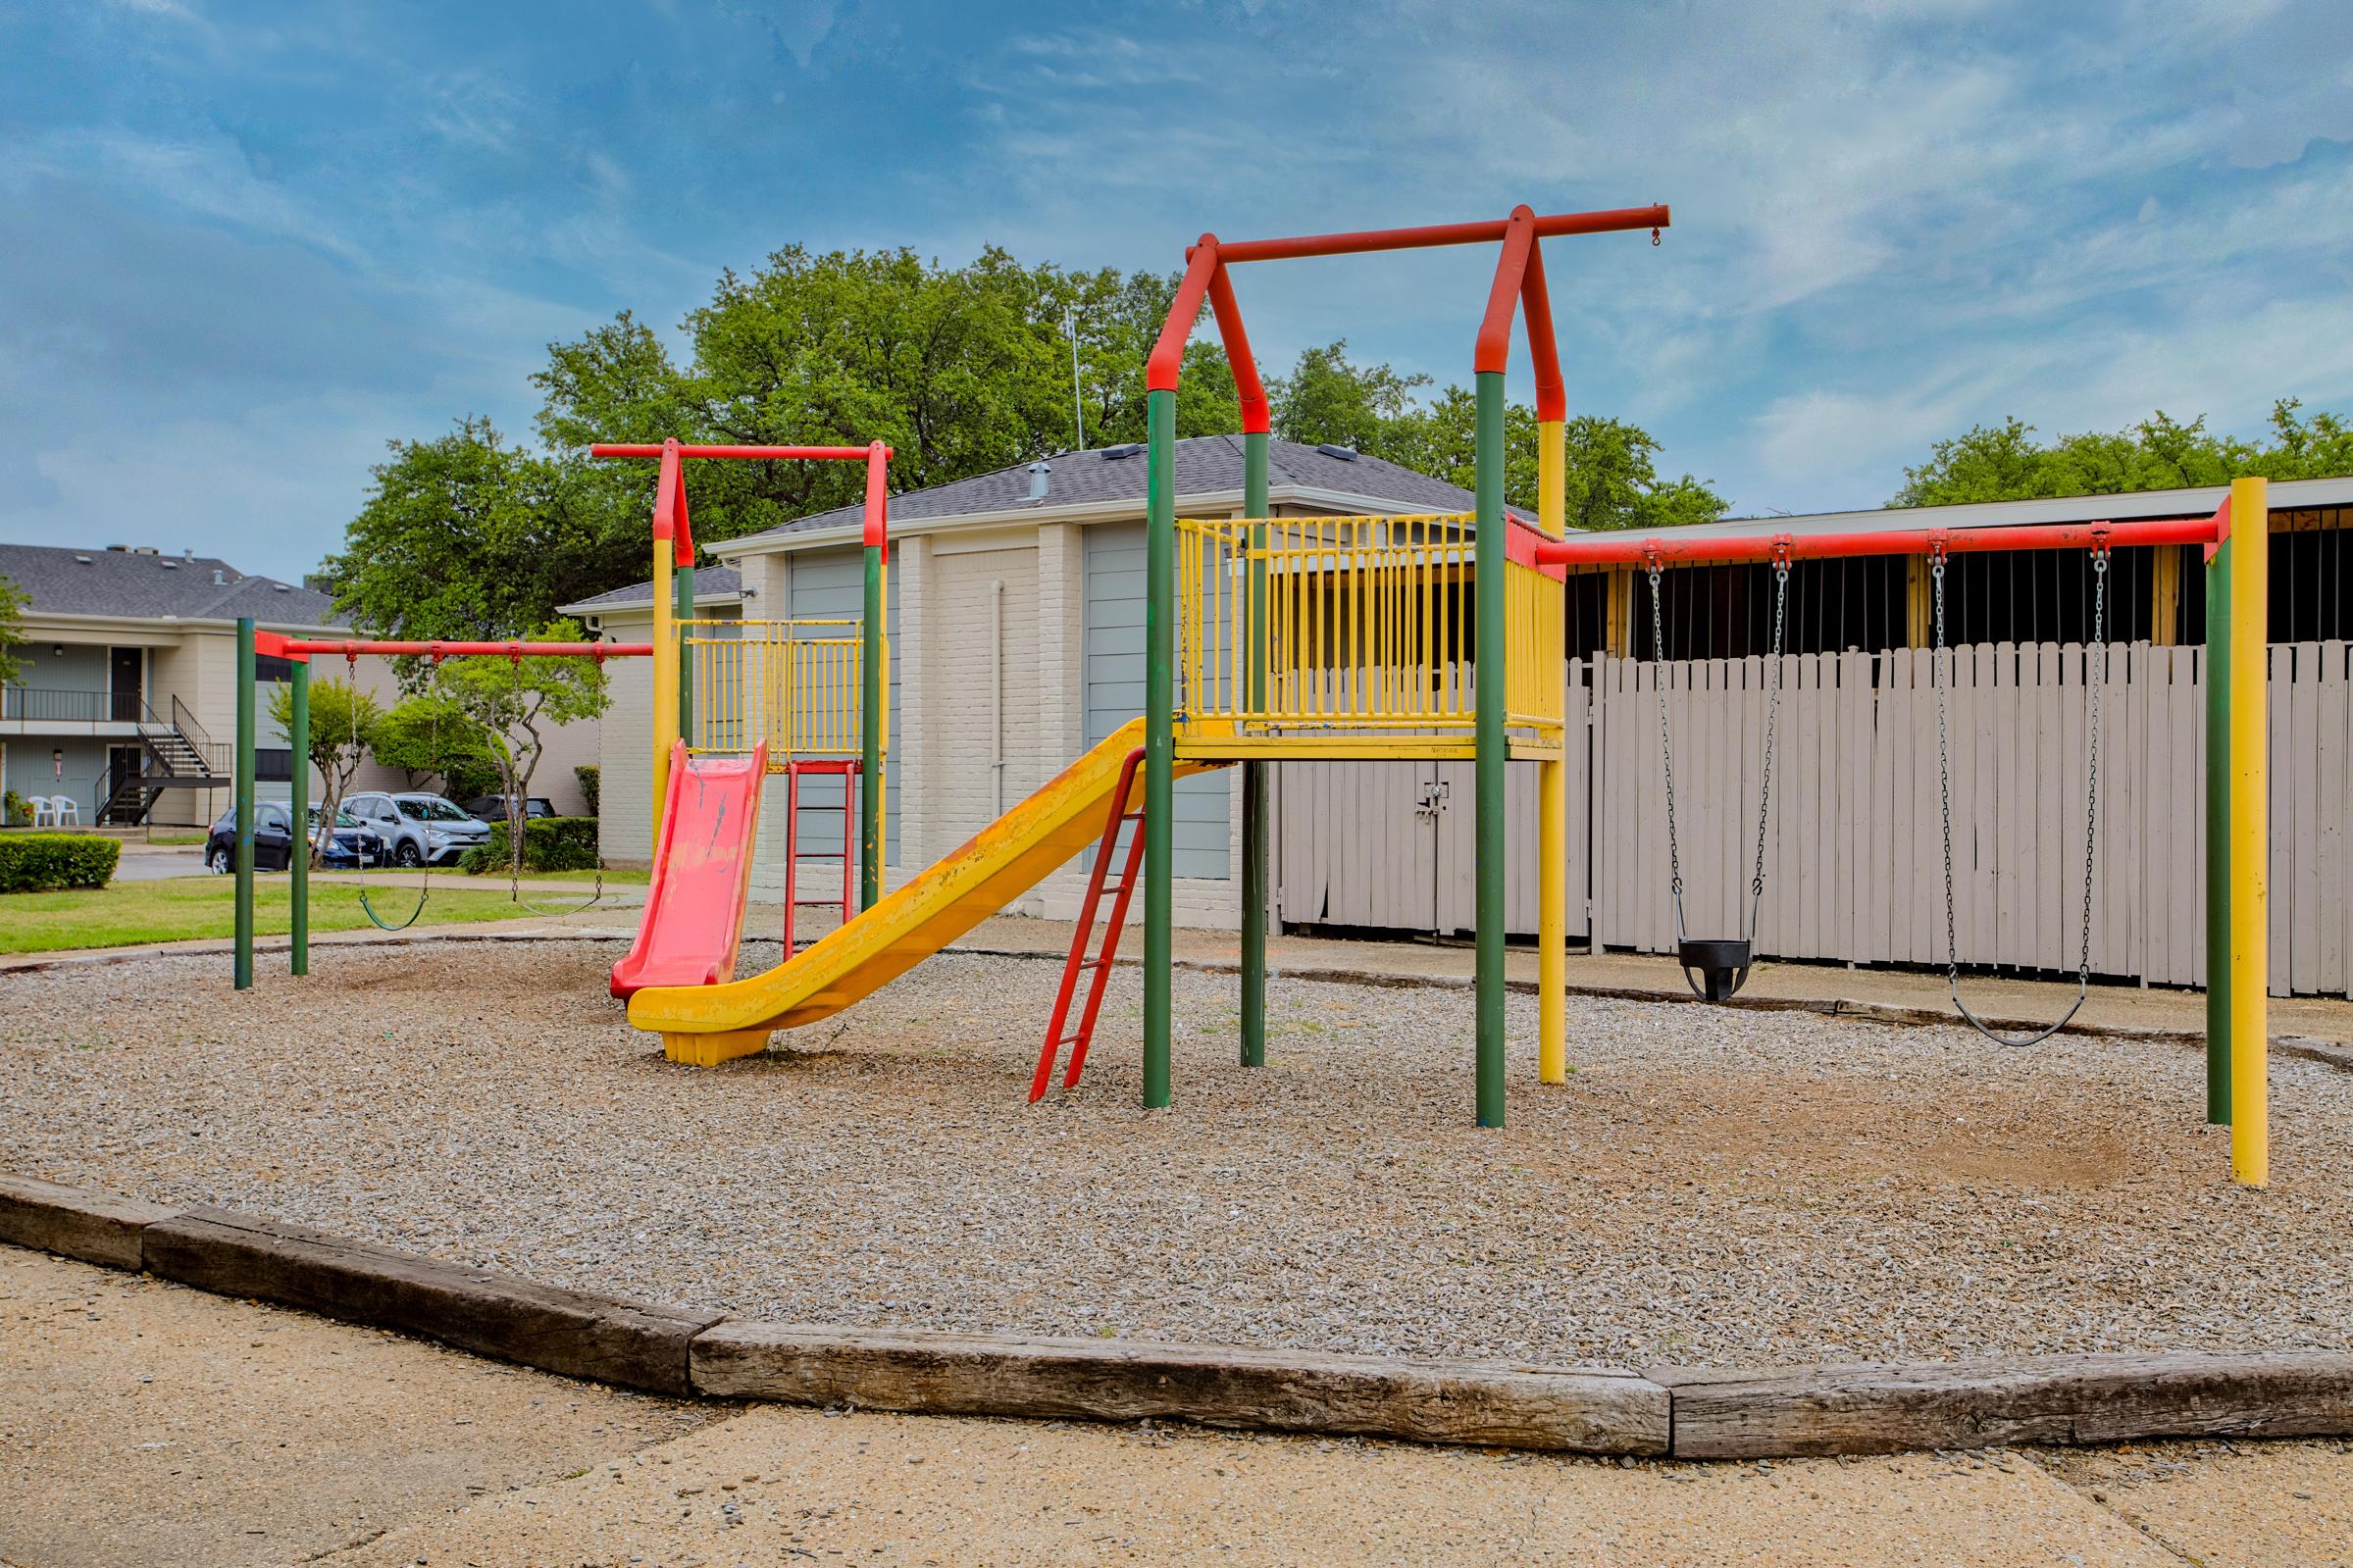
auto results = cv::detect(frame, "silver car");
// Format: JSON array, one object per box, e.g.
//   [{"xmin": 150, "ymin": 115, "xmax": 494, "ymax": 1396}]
[{"xmin": 341, "ymin": 790, "xmax": 494, "ymax": 867}]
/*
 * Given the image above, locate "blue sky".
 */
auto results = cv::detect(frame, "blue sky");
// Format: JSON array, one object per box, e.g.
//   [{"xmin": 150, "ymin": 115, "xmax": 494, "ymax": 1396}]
[{"xmin": 2, "ymin": 0, "xmax": 2349, "ymax": 582}]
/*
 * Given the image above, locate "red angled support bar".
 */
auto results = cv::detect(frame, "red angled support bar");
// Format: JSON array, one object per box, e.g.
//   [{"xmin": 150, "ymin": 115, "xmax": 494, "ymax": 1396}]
[
  {"xmin": 1205, "ymin": 262, "xmax": 1271, "ymax": 435},
  {"xmin": 1535, "ymin": 516, "xmax": 2224, "ymax": 569},
  {"xmin": 592, "ymin": 440, "xmax": 897, "ymax": 566}
]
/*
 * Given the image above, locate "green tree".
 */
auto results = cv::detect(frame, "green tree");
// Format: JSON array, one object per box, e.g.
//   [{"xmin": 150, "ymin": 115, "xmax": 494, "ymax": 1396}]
[
  {"xmin": 323, "ymin": 417, "xmax": 641, "ymax": 642},
  {"xmin": 530, "ymin": 248, "xmax": 1245, "ymax": 555},
  {"xmin": 369, "ymin": 691, "xmax": 497, "ymax": 796},
  {"xmin": 1270, "ymin": 341, "xmax": 1431, "ymax": 453},
  {"xmin": 435, "ymin": 620, "xmax": 610, "ymax": 874},
  {"xmin": 1280, "ymin": 364, "xmax": 1724, "ymax": 530},
  {"xmin": 267, "ymin": 677, "xmax": 381, "ymax": 861},
  {"xmin": 1891, "ymin": 400, "xmax": 2353, "ymax": 507},
  {"xmin": 0, "ymin": 574, "xmax": 26, "ymax": 685}
]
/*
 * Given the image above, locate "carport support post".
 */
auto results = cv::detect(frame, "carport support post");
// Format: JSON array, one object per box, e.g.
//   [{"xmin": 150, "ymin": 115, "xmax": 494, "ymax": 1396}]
[
  {"xmin": 233, "ymin": 617, "xmax": 256, "ymax": 991},
  {"xmin": 1143, "ymin": 387, "xmax": 1176, "ymax": 1109},
  {"xmin": 1537, "ymin": 414, "xmax": 1567, "ymax": 1086},
  {"xmin": 289, "ymin": 656, "xmax": 309, "ymax": 978},
  {"xmin": 2204, "ymin": 531, "xmax": 2231, "ymax": 1126},
  {"xmin": 860, "ymin": 541, "xmax": 884, "ymax": 911},
  {"xmin": 1240, "ymin": 429, "xmax": 1270, "ymax": 1070},
  {"xmin": 2225, "ymin": 475, "xmax": 2269, "ymax": 1188},
  {"xmin": 1473, "ymin": 371, "xmax": 1507, "ymax": 1128}
]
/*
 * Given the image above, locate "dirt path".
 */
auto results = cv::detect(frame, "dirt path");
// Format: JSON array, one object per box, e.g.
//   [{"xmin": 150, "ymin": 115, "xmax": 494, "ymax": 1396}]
[{"xmin": 22, "ymin": 1245, "xmax": 2353, "ymax": 1567}]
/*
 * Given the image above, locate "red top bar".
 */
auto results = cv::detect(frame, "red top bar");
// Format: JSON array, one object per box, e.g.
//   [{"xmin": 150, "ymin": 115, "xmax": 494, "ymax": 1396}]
[
  {"xmin": 255, "ymin": 632, "xmax": 653, "ymax": 663},
  {"xmin": 1535, "ymin": 516, "xmax": 2223, "ymax": 569},
  {"xmin": 1212, "ymin": 204, "xmax": 1670, "ymax": 265},
  {"xmin": 590, "ymin": 443, "xmax": 889, "ymax": 461}
]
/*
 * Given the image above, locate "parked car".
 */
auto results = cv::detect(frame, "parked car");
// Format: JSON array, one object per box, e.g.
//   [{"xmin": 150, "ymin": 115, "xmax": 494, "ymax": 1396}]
[
  {"xmin": 465, "ymin": 794, "xmax": 556, "ymax": 823},
  {"xmin": 308, "ymin": 805, "xmax": 386, "ymax": 869},
  {"xmin": 205, "ymin": 804, "xmax": 382, "ymax": 873},
  {"xmin": 341, "ymin": 790, "xmax": 494, "ymax": 867}
]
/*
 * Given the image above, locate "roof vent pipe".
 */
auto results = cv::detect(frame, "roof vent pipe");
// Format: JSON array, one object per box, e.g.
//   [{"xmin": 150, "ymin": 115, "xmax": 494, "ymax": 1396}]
[
  {"xmin": 1027, "ymin": 461, "xmax": 1051, "ymax": 502},
  {"xmin": 213, "ymin": 569, "xmax": 227, "ymax": 586}
]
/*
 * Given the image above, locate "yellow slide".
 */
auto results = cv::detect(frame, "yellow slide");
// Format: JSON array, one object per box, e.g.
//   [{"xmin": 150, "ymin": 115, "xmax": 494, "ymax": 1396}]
[{"xmin": 629, "ymin": 718, "xmax": 1224, "ymax": 1065}]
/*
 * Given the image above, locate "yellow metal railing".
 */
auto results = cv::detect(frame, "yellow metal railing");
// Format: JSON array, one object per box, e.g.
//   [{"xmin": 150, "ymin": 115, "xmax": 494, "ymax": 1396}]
[
  {"xmin": 685, "ymin": 618, "xmax": 864, "ymax": 763},
  {"xmin": 1175, "ymin": 512, "xmax": 1564, "ymax": 750}
]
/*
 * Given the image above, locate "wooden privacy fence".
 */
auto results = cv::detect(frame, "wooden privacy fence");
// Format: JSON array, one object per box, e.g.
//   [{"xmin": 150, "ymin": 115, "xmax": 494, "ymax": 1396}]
[{"xmin": 1274, "ymin": 641, "xmax": 2353, "ymax": 997}]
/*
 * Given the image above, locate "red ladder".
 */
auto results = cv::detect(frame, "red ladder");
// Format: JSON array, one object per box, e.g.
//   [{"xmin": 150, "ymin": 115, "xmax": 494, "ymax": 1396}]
[
  {"xmin": 1030, "ymin": 747, "xmax": 1147, "ymax": 1102},
  {"xmin": 782, "ymin": 759, "xmax": 860, "ymax": 958}
]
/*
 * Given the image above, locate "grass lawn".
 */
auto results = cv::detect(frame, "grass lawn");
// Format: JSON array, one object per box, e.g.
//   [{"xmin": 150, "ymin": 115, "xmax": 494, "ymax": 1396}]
[
  {"xmin": 0, "ymin": 876, "xmax": 560, "ymax": 954},
  {"xmin": 142, "ymin": 833, "xmax": 210, "ymax": 847}
]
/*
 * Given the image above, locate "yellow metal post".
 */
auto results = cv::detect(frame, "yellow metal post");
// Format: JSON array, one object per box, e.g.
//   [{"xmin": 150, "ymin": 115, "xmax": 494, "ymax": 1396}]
[
  {"xmin": 2227, "ymin": 476, "xmax": 2269, "ymax": 1186},
  {"xmin": 651, "ymin": 539, "xmax": 677, "ymax": 849},
  {"xmin": 1536, "ymin": 417, "xmax": 1568, "ymax": 1083}
]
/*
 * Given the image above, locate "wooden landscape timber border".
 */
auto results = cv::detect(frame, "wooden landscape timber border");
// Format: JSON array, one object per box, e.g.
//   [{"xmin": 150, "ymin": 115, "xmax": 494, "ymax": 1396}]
[{"xmin": 11, "ymin": 1171, "xmax": 2353, "ymax": 1460}]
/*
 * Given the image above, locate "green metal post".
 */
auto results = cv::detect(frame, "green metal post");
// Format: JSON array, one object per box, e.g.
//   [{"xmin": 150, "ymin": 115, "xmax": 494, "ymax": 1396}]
[
  {"xmin": 1240, "ymin": 429, "xmax": 1270, "ymax": 1069},
  {"xmin": 1473, "ymin": 372, "xmax": 1508, "ymax": 1128},
  {"xmin": 289, "ymin": 657, "xmax": 309, "ymax": 978},
  {"xmin": 233, "ymin": 618, "xmax": 256, "ymax": 991},
  {"xmin": 1143, "ymin": 388, "xmax": 1177, "ymax": 1109},
  {"xmin": 2205, "ymin": 540, "xmax": 2232, "ymax": 1124},
  {"xmin": 674, "ymin": 562, "xmax": 695, "ymax": 754},
  {"xmin": 860, "ymin": 543, "xmax": 885, "ymax": 911}
]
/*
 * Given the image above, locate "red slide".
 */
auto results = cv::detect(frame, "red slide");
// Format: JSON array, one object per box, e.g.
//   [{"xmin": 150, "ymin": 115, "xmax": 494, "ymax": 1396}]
[{"xmin": 611, "ymin": 739, "xmax": 767, "ymax": 999}]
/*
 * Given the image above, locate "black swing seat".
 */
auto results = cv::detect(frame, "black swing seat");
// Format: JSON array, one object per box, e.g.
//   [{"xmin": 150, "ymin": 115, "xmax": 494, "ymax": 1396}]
[{"xmin": 1677, "ymin": 937, "xmax": 1753, "ymax": 1002}]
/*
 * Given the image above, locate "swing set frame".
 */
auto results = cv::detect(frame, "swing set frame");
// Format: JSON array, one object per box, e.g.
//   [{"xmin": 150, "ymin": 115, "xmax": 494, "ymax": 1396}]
[
  {"xmin": 227, "ymin": 628, "xmax": 652, "ymax": 988},
  {"xmin": 1537, "ymin": 481, "xmax": 2275, "ymax": 1187}
]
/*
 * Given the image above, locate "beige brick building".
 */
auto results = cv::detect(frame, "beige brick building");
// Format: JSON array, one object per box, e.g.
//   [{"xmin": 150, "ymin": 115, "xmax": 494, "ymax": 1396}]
[{"xmin": 564, "ymin": 436, "xmax": 1496, "ymax": 928}]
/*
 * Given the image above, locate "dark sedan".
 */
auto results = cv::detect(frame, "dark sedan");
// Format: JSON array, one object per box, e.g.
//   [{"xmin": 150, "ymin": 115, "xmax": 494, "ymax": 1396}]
[
  {"xmin": 465, "ymin": 794, "xmax": 556, "ymax": 823},
  {"xmin": 205, "ymin": 804, "xmax": 383, "ymax": 873}
]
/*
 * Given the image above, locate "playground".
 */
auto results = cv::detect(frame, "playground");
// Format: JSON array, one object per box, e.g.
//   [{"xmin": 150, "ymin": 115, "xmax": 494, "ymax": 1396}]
[{"xmin": 8, "ymin": 936, "xmax": 2350, "ymax": 1372}]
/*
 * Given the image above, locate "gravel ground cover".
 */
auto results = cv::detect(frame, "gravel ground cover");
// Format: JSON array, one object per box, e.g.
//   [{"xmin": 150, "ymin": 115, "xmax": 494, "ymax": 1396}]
[{"xmin": 3, "ymin": 939, "xmax": 2348, "ymax": 1370}]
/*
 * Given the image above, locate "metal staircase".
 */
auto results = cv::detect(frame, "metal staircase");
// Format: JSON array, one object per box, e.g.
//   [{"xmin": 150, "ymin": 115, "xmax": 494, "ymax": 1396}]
[{"xmin": 95, "ymin": 696, "xmax": 230, "ymax": 825}]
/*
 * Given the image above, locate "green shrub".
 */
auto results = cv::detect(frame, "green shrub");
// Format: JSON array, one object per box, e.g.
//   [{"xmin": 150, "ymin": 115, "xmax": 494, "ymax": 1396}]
[
  {"xmin": 525, "ymin": 815, "xmax": 601, "ymax": 872},
  {"xmin": 574, "ymin": 764, "xmax": 600, "ymax": 818},
  {"xmin": 458, "ymin": 816, "xmax": 600, "ymax": 875},
  {"xmin": 0, "ymin": 833, "xmax": 121, "ymax": 892},
  {"xmin": 2, "ymin": 789, "xmax": 28, "ymax": 828}
]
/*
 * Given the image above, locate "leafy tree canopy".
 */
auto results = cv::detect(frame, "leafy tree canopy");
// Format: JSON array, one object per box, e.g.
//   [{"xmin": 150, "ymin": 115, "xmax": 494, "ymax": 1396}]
[
  {"xmin": 1893, "ymin": 400, "xmax": 2353, "ymax": 507},
  {"xmin": 330, "ymin": 248, "xmax": 1726, "ymax": 633},
  {"xmin": 0, "ymin": 574, "xmax": 26, "ymax": 685},
  {"xmin": 370, "ymin": 691, "xmax": 497, "ymax": 794},
  {"xmin": 1269, "ymin": 342, "xmax": 1725, "ymax": 531}
]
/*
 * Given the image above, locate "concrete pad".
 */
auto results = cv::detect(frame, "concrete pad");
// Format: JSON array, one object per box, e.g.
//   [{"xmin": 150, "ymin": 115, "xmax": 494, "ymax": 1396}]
[
  {"xmin": 341, "ymin": 1405, "xmax": 2180, "ymax": 1568},
  {"xmin": 0, "ymin": 1245, "xmax": 712, "ymax": 1568},
  {"xmin": 2035, "ymin": 1439, "xmax": 2353, "ymax": 1567}
]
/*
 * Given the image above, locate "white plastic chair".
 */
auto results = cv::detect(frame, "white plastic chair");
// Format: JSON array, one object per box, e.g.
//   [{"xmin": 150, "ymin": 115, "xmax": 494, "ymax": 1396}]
[
  {"xmin": 29, "ymin": 796, "xmax": 58, "ymax": 828},
  {"xmin": 52, "ymin": 796, "xmax": 79, "ymax": 827}
]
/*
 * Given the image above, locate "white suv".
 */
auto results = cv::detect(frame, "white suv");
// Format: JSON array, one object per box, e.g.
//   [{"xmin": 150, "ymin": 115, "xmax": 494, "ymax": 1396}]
[{"xmin": 342, "ymin": 790, "xmax": 494, "ymax": 867}]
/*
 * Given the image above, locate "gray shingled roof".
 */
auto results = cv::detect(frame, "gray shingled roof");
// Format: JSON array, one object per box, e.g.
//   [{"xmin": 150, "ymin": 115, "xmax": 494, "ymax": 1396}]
[
  {"xmin": 0, "ymin": 543, "xmax": 341, "ymax": 625},
  {"xmin": 566, "ymin": 565, "xmax": 743, "ymax": 612},
  {"xmin": 562, "ymin": 437, "xmax": 1526, "ymax": 613},
  {"xmin": 736, "ymin": 434, "xmax": 1509, "ymax": 544}
]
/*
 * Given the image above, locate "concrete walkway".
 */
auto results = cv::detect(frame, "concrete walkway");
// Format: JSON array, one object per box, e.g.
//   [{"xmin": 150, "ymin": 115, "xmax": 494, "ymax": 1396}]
[{"xmin": 7, "ymin": 1245, "xmax": 2351, "ymax": 1567}]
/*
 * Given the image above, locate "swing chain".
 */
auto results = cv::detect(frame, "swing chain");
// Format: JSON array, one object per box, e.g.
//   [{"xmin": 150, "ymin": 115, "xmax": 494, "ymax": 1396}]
[
  {"xmin": 2079, "ymin": 545, "xmax": 2108, "ymax": 986},
  {"xmin": 1934, "ymin": 538, "xmax": 2106, "ymax": 1046},
  {"xmin": 1646, "ymin": 559, "xmax": 1684, "ymax": 929}
]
